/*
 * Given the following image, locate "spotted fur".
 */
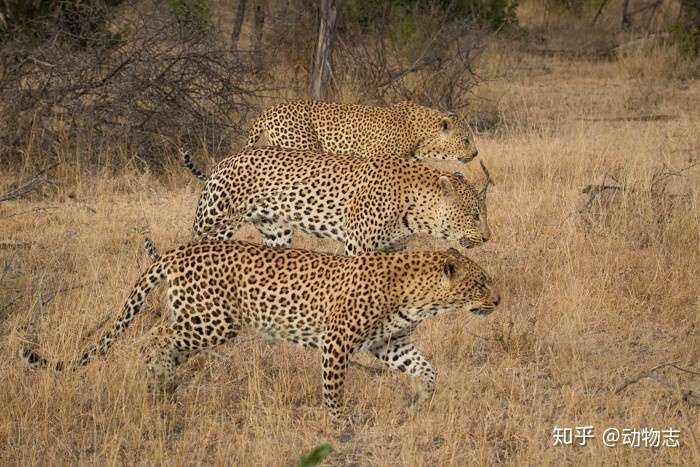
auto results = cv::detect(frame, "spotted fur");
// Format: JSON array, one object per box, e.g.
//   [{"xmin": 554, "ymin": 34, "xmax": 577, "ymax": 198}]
[
  {"xmin": 20, "ymin": 242, "xmax": 500, "ymax": 423},
  {"xmin": 182, "ymin": 150, "xmax": 207, "ymax": 182},
  {"xmin": 185, "ymin": 101, "xmax": 479, "ymax": 182},
  {"xmin": 144, "ymin": 237, "xmax": 161, "ymax": 261},
  {"xmin": 192, "ymin": 147, "xmax": 492, "ymax": 255}
]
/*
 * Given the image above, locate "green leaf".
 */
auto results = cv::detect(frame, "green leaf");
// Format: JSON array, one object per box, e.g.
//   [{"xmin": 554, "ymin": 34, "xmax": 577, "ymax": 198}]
[{"xmin": 298, "ymin": 444, "xmax": 333, "ymax": 467}]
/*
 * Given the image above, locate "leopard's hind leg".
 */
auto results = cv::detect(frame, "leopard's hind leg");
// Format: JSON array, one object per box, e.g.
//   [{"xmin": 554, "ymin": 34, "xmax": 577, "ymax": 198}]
[{"xmin": 142, "ymin": 291, "xmax": 241, "ymax": 391}]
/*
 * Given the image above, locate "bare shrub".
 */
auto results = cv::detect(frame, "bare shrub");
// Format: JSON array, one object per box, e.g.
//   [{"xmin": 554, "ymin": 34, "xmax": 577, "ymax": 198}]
[
  {"xmin": 0, "ymin": 1, "xmax": 260, "ymax": 170},
  {"xmin": 334, "ymin": 10, "xmax": 488, "ymax": 111},
  {"xmin": 257, "ymin": 0, "xmax": 318, "ymax": 96}
]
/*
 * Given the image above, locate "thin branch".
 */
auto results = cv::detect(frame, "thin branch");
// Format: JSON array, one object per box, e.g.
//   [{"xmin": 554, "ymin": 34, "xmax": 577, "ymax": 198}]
[
  {"xmin": 615, "ymin": 360, "xmax": 700, "ymax": 407},
  {"xmin": 0, "ymin": 206, "xmax": 59, "ymax": 219},
  {"xmin": 592, "ymin": 0, "xmax": 611, "ymax": 26},
  {"xmin": 615, "ymin": 360, "xmax": 681, "ymax": 394},
  {"xmin": 0, "ymin": 163, "xmax": 59, "ymax": 203},
  {"xmin": 667, "ymin": 364, "xmax": 700, "ymax": 377}
]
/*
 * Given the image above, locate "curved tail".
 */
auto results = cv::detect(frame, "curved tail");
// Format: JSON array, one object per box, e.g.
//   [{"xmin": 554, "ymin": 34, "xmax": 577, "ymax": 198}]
[
  {"xmin": 19, "ymin": 260, "xmax": 168, "ymax": 371},
  {"xmin": 144, "ymin": 236, "xmax": 161, "ymax": 261},
  {"xmin": 181, "ymin": 150, "xmax": 208, "ymax": 182}
]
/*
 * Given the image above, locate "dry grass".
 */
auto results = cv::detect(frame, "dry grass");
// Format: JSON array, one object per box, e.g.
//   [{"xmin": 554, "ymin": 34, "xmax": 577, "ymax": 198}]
[{"xmin": 2, "ymin": 44, "xmax": 700, "ymax": 466}]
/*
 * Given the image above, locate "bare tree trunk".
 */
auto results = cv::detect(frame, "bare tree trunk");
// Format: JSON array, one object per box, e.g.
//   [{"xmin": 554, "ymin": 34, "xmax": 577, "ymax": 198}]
[
  {"xmin": 231, "ymin": 0, "xmax": 248, "ymax": 50},
  {"xmin": 253, "ymin": 0, "xmax": 266, "ymax": 67},
  {"xmin": 592, "ymin": 0, "xmax": 609, "ymax": 26},
  {"xmin": 254, "ymin": 0, "xmax": 266, "ymax": 49},
  {"xmin": 621, "ymin": 0, "xmax": 631, "ymax": 29},
  {"xmin": 309, "ymin": 0, "xmax": 338, "ymax": 100}
]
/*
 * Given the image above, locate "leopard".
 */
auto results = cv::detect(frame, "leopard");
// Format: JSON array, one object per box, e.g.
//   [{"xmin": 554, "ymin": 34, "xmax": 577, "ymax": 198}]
[
  {"xmin": 20, "ymin": 240, "xmax": 501, "ymax": 424},
  {"xmin": 182, "ymin": 100, "xmax": 479, "ymax": 182},
  {"xmin": 188, "ymin": 147, "xmax": 494, "ymax": 256}
]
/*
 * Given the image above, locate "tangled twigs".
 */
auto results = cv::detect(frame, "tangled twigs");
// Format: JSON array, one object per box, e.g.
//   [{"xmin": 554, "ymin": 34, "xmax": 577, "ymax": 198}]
[
  {"xmin": 616, "ymin": 361, "xmax": 700, "ymax": 406},
  {"xmin": 650, "ymin": 159, "xmax": 699, "ymax": 193},
  {"xmin": 0, "ymin": 163, "xmax": 59, "ymax": 202}
]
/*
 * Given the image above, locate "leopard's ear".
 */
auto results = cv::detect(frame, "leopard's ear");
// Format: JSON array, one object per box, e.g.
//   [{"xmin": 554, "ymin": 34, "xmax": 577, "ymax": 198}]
[
  {"xmin": 443, "ymin": 258, "xmax": 458, "ymax": 279},
  {"xmin": 438, "ymin": 175, "xmax": 455, "ymax": 195},
  {"xmin": 446, "ymin": 247, "xmax": 461, "ymax": 257},
  {"xmin": 440, "ymin": 118, "xmax": 451, "ymax": 131}
]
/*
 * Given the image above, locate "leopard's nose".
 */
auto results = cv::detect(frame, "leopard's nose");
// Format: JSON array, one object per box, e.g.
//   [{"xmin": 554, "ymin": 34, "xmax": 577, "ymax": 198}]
[
  {"xmin": 458, "ymin": 154, "xmax": 474, "ymax": 163},
  {"xmin": 490, "ymin": 285, "xmax": 502, "ymax": 307}
]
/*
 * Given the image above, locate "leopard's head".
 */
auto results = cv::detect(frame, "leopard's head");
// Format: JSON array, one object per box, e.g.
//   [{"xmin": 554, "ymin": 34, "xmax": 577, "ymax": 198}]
[
  {"xmin": 399, "ymin": 102, "xmax": 478, "ymax": 163},
  {"xmin": 408, "ymin": 161, "xmax": 494, "ymax": 249},
  {"xmin": 398, "ymin": 249, "xmax": 500, "ymax": 317}
]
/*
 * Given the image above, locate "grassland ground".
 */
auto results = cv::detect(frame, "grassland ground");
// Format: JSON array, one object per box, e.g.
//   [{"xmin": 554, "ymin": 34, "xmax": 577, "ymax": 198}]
[{"xmin": 1, "ymin": 49, "xmax": 699, "ymax": 464}]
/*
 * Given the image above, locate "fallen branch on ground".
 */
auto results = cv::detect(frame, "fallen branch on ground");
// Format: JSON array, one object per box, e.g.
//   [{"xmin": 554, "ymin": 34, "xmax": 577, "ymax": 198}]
[
  {"xmin": 578, "ymin": 159, "xmax": 698, "ymax": 218},
  {"xmin": 0, "ymin": 163, "xmax": 59, "ymax": 202},
  {"xmin": 616, "ymin": 361, "xmax": 700, "ymax": 407},
  {"xmin": 0, "ymin": 206, "xmax": 59, "ymax": 219}
]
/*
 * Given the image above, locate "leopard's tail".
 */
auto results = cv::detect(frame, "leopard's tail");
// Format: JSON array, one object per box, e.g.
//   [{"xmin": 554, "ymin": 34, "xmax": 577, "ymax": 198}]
[
  {"xmin": 19, "ymin": 260, "xmax": 168, "ymax": 371},
  {"xmin": 181, "ymin": 150, "xmax": 208, "ymax": 182},
  {"xmin": 144, "ymin": 236, "xmax": 161, "ymax": 261}
]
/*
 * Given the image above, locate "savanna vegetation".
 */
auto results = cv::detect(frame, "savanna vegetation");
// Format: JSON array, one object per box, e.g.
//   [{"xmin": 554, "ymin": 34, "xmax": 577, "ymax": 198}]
[{"xmin": 1, "ymin": 0, "xmax": 699, "ymax": 465}]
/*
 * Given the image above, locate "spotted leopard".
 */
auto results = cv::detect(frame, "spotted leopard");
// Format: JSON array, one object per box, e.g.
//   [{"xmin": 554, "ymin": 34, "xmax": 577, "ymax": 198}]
[
  {"xmin": 188, "ymin": 147, "xmax": 493, "ymax": 255},
  {"xmin": 182, "ymin": 100, "xmax": 479, "ymax": 182},
  {"xmin": 20, "ymin": 241, "xmax": 500, "ymax": 424}
]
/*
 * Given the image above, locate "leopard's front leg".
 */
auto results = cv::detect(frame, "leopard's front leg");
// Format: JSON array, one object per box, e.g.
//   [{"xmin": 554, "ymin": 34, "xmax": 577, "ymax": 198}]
[
  {"xmin": 369, "ymin": 336, "xmax": 437, "ymax": 405},
  {"xmin": 321, "ymin": 332, "xmax": 351, "ymax": 425}
]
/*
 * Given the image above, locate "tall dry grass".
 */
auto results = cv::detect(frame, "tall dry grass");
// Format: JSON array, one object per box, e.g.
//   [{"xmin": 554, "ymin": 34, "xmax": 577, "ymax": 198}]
[{"xmin": 2, "ymin": 40, "xmax": 700, "ymax": 466}]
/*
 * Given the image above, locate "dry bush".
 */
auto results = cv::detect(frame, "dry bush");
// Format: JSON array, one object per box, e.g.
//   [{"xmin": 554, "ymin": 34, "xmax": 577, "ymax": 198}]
[
  {"xmin": 334, "ymin": 14, "xmax": 487, "ymax": 111},
  {"xmin": 616, "ymin": 37, "xmax": 699, "ymax": 82},
  {"xmin": 519, "ymin": 0, "xmax": 689, "ymax": 58},
  {"xmin": 0, "ymin": 1, "xmax": 261, "ymax": 172},
  {"xmin": 614, "ymin": 37, "xmax": 699, "ymax": 113},
  {"xmin": 518, "ymin": 0, "xmax": 620, "ymax": 56},
  {"xmin": 254, "ymin": 1, "xmax": 490, "ymax": 111}
]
